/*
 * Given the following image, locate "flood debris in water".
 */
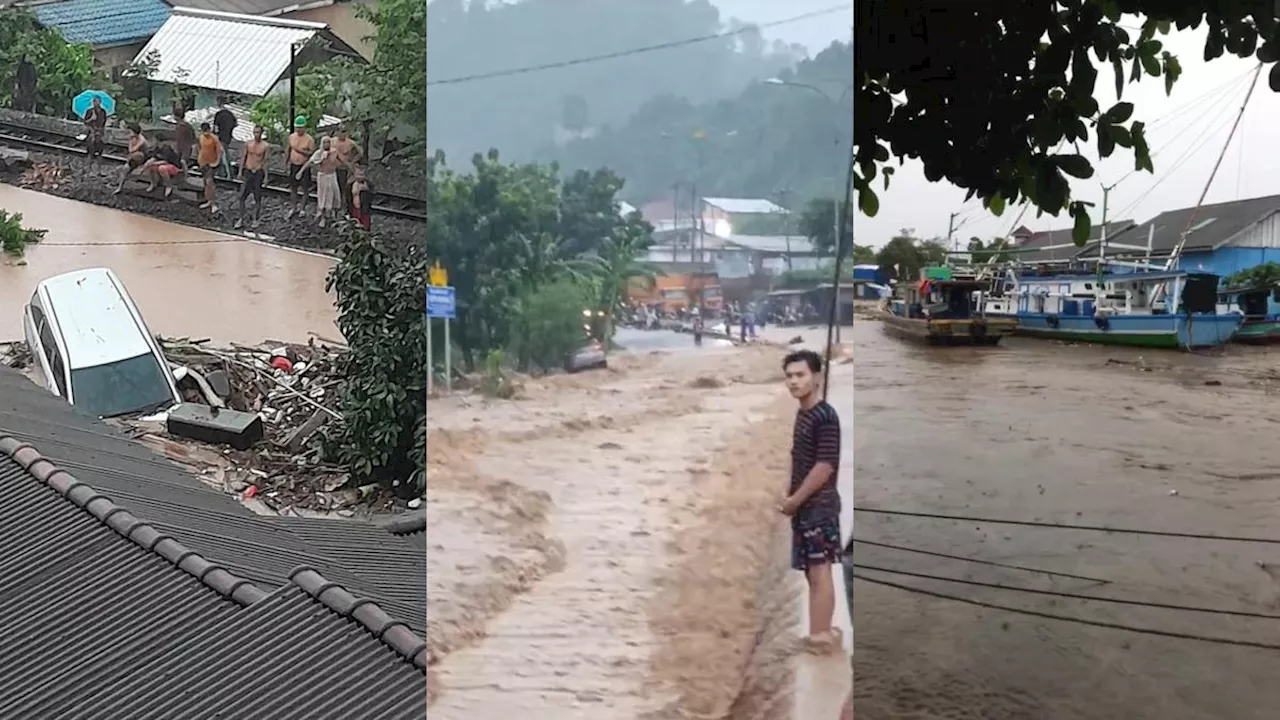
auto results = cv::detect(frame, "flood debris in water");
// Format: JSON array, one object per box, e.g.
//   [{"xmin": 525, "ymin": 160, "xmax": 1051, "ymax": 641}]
[{"xmin": 107, "ymin": 336, "xmax": 412, "ymax": 517}]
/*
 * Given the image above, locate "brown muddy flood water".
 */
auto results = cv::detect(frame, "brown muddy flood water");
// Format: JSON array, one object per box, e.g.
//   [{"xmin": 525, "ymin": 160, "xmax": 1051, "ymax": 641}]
[
  {"xmin": 0, "ymin": 186, "xmax": 339, "ymax": 345},
  {"xmin": 854, "ymin": 318, "xmax": 1280, "ymax": 719}
]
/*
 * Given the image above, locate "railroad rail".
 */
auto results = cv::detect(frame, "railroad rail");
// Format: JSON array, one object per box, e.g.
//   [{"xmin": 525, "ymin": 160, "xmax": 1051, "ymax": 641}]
[{"xmin": 0, "ymin": 119, "xmax": 426, "ymax": 221}]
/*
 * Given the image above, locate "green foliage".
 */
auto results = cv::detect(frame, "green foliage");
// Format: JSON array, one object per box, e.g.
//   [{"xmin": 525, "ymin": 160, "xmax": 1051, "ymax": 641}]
[
  {"xmin": 967, "ymin": 237, "xmax": 1013, "ymax": 265},
  {"xmin": 249, "ymin": 64, "xmax": 337, "ymax": 143},
  {"xmin": 875, "ymin": 229, "xmax": 948, "ymax": 281},
  {"xmin": 852, "ymin": 243, "xmax": 876, "ymax": 264},
  {"xmin": 509, "ymin": 279, "xmax": 590, "ymax": 371},
  {"xmin": 332, "ymin": 0, "xmax": 426, "ymax": 153},
  {"xmin": 798, "ymin": 197, "xmax": 845, "ymax": 255},
  {"xmin": 428, "ymin": 0, "xmax": 808, "ymax": 165},
  {"xmin": 542, "ymin": 41, "xmax": 851, "ymax": 204},
  {"xmin": 0, "ymin": 9, "xmax": 94, "ymax": 116},
  {"xmin": 109, "ymin": 50, "xmax": 161, "ymax": 125},
  {"xmin": 571, "ymin": 221, "xmax": 659, "ymax": 340},
  {"xmin": 1228, "ymin": 262, "xmax": 1280, "ymax": 290},
  {"xmin": 849, "ymin": 4, "xmax": 1280, "ymax": 245},
  {"xmin": 324, "ymin": 225, "xmax": 426, "ymax": 492},
  {"xmin": 774, "ymin": 264, "xmax": 837, "ymax": 290},
  {"xmin": 479, "ymin": 349, "xmax": 519, "ymax": 399},
  {"xmin": 0, "ymin": 210, "xmax": 45, "ymax": 259}
]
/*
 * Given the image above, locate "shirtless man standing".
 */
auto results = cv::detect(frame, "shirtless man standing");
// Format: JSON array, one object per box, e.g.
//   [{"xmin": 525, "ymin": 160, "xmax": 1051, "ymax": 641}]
[
  {"xmin": 286, "ymin": 116, "xmax": 315, "ymax": 219},
  {"xmin": 332, "ymin": 128, "xmax": 362, "ymax": 217},
  {"xmin": 235, "ymin": 125, "xmax": 270, "ymax": 229}
]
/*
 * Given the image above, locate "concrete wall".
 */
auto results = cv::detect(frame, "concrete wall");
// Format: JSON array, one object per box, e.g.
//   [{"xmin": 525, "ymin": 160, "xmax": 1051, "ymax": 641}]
[{"xmin": 285, "ymin": 0, "xmax": 375, "ymax": 60}]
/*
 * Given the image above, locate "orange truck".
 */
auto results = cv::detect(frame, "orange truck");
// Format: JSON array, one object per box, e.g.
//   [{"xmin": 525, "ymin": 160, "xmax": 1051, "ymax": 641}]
[{"xmin": 629, "ymin": 272, "xmax": 722, "ymax": 313}]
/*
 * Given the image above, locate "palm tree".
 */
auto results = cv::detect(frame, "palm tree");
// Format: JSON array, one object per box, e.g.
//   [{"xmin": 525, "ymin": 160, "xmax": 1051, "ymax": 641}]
[{"xmin": 571, "ymin": 231, "xmax": 661, "ymax": 351}]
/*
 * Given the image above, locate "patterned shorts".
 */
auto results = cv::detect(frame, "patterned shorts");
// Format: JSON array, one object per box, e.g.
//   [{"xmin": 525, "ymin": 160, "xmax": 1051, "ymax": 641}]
[{"xmin": 791, "ymin": 518, "xmax": 843, "ymax": 571}]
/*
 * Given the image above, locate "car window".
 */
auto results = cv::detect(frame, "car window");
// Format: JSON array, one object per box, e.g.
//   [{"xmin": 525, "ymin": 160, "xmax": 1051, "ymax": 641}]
[
  {"xmin": 33, "ymin": 310, "xmax": 68, "ymax": 397},
  {"xmin": 69, "ymin": 353, "xmax": 174, "ymax": 418}
]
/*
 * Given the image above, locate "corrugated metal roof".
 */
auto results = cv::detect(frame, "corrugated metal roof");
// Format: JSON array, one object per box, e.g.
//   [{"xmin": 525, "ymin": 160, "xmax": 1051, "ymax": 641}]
[
  {"xmin": 724, "ymin": 234, "xmax": 816, "ymax": 254},
  {"xmin": 1015, "ymin": 221, "xmax": 1134, "ymax": 263},
  {"xmin": 0, "ymin": 436, "xmax": 426, "ymax": 718},
  {"xmin": 168, "ymin": 0, "xmax": 334, "ymax": 15},
  {"xmin": 702, "ymin": 197, "xmax": 789, "ymax": 215},
  {"xmin": 1076, "ymin": 194, "xmax": 1280, "ymax": 259},
  {"xmin": 33, "ymin": 0, "xmax": 171, "ymax": 48},
  {"xmin": 135, "ymin": 7, "xmax": 326, "ymax": 96}
]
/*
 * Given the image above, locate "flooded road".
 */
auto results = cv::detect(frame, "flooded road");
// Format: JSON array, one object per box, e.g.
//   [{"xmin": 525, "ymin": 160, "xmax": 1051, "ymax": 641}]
[
  {"xmin": 854, "ymin": 318, "xmax": 1280, "ymax": 719},
  {"xmin": 0, "ymin": 186, "xmax": 339, "ymax": 345}
]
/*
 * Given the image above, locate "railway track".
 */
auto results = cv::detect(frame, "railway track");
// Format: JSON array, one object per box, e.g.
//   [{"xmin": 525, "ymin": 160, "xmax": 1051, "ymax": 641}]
[{"xmin": 0, "ymin": 119, "xmax": 426, "ymax": 221}]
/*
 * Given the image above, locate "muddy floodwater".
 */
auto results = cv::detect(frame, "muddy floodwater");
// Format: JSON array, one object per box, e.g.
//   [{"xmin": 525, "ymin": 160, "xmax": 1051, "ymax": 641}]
[
  {"xmin": 0, "ymin": 185, "xmax": 339, "ymax": 345},
  {"xmin": 854, "ymin": 318, "xmax": 1280, "ymax": 719}
]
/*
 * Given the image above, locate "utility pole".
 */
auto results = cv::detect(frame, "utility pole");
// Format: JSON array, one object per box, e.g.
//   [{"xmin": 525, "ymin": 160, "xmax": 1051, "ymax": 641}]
[
  {"xmin": 776, "ymin": 188, "xmax": 792, "ymax": 270},
  {"xmin": 946, "ymin": 211, "xmax": 959, "ymax": 253}
]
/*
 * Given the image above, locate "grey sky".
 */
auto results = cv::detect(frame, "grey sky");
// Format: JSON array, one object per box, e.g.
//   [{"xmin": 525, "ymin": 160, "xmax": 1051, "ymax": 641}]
[
  {"xmin": 713, "ymin": 0, "xmax": 852, "ymax": 52},
  {"xmin": 859, "ymin": 26, "xmax": 1271, "ymax": 249}
]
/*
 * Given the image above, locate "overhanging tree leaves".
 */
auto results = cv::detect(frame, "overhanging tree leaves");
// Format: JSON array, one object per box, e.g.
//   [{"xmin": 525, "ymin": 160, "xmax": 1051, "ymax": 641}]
[{"xmin": 854, "ymin": 2, "xmax": 1280, "ymax": 245}]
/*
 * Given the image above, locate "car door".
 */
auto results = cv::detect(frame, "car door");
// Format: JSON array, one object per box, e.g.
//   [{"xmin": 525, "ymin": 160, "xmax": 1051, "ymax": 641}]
[{"xmin": 22, "ymin": 304, "xmax": 57, "ymax": 394}]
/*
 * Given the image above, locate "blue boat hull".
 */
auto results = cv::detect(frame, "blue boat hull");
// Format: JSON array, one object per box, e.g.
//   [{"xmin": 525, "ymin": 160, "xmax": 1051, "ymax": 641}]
[{"xmin": 1012, "ymin": 312, "xmax": 1243, "ymax": 349}]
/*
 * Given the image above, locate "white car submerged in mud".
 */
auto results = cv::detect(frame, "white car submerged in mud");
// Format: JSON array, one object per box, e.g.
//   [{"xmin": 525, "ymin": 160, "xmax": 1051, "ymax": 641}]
[{"xmin": 22, "ymin": 267, "xmax": 182, "ymax": 418}]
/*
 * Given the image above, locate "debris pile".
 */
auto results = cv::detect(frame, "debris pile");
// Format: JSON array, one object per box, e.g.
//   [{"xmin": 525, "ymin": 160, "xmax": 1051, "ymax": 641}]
[
  {"xmin": 0, "ymin": 340, "xmax": 31, "ymax": 369},
  {"xmin": 119, "ymin": 337, "xmax": 407, "ymax": 516},
  {"xmin": 20, "ymin": 161, "xmax": 71, "ymax": 190}
]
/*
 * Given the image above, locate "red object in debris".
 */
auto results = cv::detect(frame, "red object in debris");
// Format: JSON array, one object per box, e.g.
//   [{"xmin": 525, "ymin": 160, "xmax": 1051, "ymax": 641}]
[
  {"xmin": 270, "ymin": 356, "xmax": 293, "ymax": 372},
  {"xmin": 244, "ymin": 485, "xmax": 258, "ymax": 499}
]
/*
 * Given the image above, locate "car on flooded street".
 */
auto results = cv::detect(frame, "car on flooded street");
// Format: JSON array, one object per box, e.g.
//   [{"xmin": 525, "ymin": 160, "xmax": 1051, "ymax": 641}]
[
  {"xmin": 563, "ymin": 339, "xmax": 607, "ymax": 373},
  {"xmin": 22, "ymin": 267, "xmax": 181, "ymax": 418}
]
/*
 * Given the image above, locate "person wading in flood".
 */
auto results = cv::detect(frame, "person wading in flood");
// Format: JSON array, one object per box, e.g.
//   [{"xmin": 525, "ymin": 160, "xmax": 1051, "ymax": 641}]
[
  {"xmin": 235, "ymin": 125, "xmax": 269, "ymax": 229},
  {"xmin": 286, "ymin": 117, "xmax": 315, "ymax": 219},
  {"xmin": 779, "ymin": 348, "xmax": 843, "ymax": 654},
  {"xmin": 196, "ymin": 122, "xmax": 222, "ymax": 213},
  {"xmin": 332, "ymin": 127, "xmax": 362, "ymax": 216},
  {"xmin": 83, "ymin": 97, "xmax": 108, "ymax": 169}
]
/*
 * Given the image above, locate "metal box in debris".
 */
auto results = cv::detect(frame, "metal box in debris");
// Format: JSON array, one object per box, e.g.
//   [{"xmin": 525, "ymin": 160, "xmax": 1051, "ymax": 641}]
[{"xmin": 166, "ymin": 402, "xmax": 264, "ymax": 450}]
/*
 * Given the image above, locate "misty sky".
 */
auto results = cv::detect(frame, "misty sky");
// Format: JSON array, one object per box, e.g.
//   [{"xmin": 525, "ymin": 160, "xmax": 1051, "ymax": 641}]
[
  {"xmin": 860, "ymin": 26, "xmax": 1275, "ymax": 249},
  {"xmin": 713, "ymin": 0, "xmax": 852, "ymax": 52}
]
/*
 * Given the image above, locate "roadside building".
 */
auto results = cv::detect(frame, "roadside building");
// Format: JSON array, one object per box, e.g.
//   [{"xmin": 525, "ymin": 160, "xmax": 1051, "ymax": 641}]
[
  {"xmin": 166, "ymin": 0, "xmax": 375, "ymax": 59},
  {"xmin": 1074, "ymin": 194, "xmax": 1280, "ymax": 279},
  {"xmin": 1011, "ymin": 220, "xmax": 1135, "ymax": 265},
  {"xmin": 19, "ymin": 0, "xmax": 172, "ymax": 77},
  {"xmin": 133, "ymin": 7, "xmax": 361, "ymax": 122}
]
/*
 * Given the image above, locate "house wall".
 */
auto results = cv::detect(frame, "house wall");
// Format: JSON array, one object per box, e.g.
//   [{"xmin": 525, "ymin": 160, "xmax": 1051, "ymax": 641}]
[
  {"xmin": 1178, "ymin": 248, "xmax": 1280, "ymax": 280},
  {"xmin": 94, "ymin": 43, "xmax": 148, "ymax": 78},
  {"xmin": 285, "ymin": 1, "xmax": 375, "ymax": 60}
]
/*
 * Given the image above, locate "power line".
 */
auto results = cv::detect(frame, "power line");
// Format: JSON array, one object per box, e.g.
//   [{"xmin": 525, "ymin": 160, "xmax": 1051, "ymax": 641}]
[
  {"xmin": 852, "ymin": 538, "xmax": 1112, "ymax": 584},
  {"xmin": 858, "ymin": 564, "xmax": 1280, "ymax": 621},
  {"xmin": 855, "ymin": 573, "xmax": 1280, "ymax": 651},
  {"xmin": 853, "ymin": 506, "xmax": 1280, "ymax": 545},
  {"xmin": 426, "ymin": 5, "xmax": 852, "ymax": 87}
]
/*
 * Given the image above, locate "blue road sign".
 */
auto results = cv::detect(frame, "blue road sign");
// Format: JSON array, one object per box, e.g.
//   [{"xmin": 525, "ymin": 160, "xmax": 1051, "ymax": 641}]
[{"xmin": 427, "ymin": 286, "xmax": 456, "ymax": 319}]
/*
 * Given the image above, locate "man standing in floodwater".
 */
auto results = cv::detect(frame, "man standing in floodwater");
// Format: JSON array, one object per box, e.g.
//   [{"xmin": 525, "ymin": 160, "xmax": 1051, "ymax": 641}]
[{"xmin": 779, "ymin": 348, "xmax": 843, "ymax": 653}]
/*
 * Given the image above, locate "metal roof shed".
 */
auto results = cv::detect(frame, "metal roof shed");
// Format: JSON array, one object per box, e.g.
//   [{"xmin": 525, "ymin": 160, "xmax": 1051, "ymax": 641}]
[{"xmin": 133, "ymin": 7, "xmax": 355, "ymax": 97}]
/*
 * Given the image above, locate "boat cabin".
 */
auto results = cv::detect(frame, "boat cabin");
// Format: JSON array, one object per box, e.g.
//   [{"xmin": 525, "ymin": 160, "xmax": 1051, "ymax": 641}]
[
  {"xmin": 996, "ymin": 271, "xmax": 1222, "ymax": 317},
  {"xmin": 891, "ymin": 277, "xmax": 991, "ymax": 320},
  {"xmin": 1218, "ymin": 285, "xmax": 1280, "ymax": 319}
]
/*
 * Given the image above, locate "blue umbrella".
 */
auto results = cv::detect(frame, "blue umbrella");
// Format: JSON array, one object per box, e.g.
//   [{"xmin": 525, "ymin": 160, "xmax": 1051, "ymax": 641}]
[{"xmin": 72, "ymin": 90, "xmax": 115, "ymax": 118}]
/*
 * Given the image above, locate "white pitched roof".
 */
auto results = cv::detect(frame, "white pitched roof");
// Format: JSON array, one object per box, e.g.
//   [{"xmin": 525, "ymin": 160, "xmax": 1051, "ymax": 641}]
[
  {"xmin": 724, "ymin": 234, "xmax": 816, "ymax": 254},
  {"xmin": 135, "ymin": 8, "xmax": 326, "ymax": 97},
  {"xmin": 702, "ymin": 197, "xmax": 788, "ymax": 215}
]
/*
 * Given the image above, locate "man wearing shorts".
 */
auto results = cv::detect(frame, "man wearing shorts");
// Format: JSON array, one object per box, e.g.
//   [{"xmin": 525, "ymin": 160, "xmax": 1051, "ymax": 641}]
[
  {"xmin": 286, "ymin": 116, "xmax": 315, "ymax": 219},
  {"xmin": 779, "ymin": 348, "xmax": 844, "ymax": 654},
  {"xmin": 332, "ymin": 127, "xmax": 361, "ymax": 217},
  {"xmin": 235, "ymin": 125, "xmax": 269, "ymax": 229},
  {"xmin": 196, "ymin": 122, "xmax": 222, "ymax": 213}
]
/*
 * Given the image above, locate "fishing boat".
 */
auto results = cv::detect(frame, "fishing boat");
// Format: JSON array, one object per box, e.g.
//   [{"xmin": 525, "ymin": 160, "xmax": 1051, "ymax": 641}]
[
  {"xmin": 985, "ymin": 269, "xmax": 1243, "ymax": 349},
  {"xmin": 878, "ymin": 267, "xmax": 1016, "ymax": 345},
  {"xmin": 1218, "ymin": 285, "xmax": 1280, "ymax": 344}
]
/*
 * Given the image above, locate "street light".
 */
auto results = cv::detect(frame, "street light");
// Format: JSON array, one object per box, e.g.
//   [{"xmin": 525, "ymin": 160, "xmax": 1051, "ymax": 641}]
[{"xmin": 764, "ymin": 77, "xmax": 854, "ymax": 341}]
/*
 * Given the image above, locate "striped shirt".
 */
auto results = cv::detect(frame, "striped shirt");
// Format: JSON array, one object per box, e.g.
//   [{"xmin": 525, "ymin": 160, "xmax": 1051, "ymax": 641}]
[{"xmin": 789, "ymin": 400, "xmax": 842, "ymax": 526}]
